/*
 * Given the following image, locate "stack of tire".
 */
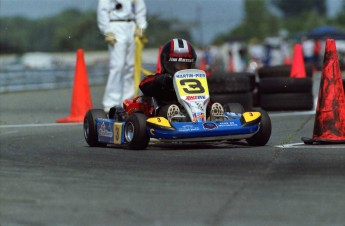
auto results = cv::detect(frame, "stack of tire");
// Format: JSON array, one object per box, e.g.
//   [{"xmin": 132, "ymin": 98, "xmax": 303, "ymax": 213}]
[
  {"xmin": 207, "ymin": 72, "xmax": 256, "ymax": 110},
  {"xmin": 258, "ymin": 65, "xmax": 314, "ymax": 111}
]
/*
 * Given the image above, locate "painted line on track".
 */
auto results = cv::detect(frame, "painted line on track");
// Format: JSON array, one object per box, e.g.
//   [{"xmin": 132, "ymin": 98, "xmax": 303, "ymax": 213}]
[
  {"xmin": 0, "ymin": 123, "xmax": 82, "ymax": 129},
  {"xmin": 275, "ymin": 142, "xmax": 345, "ymax": 149}
]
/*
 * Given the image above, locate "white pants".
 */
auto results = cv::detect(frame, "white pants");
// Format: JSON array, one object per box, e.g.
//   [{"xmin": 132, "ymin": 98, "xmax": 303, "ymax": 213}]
[{"xmin": 103, "ymin": 22, "xmax": 135, "ymax": 112}]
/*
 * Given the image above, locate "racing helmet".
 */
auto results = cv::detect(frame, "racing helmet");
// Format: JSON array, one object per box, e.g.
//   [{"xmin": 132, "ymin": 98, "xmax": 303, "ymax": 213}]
[{"xmin": 160, "ymin": 38, "xmax": 197, "ymax": 75}]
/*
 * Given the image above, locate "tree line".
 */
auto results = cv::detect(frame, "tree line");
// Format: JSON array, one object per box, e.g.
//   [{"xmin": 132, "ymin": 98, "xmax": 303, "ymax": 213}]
[
  {"xmin": 213, "ymin": 0, "xmax": 345, "ymax": 44},
  {"xmin": 1, "ymin": 0, "xmax": 345, "ymax": 54},
  {"xmin": 0, "ymin": 10, "xmax": 192, "ymax": 54}
]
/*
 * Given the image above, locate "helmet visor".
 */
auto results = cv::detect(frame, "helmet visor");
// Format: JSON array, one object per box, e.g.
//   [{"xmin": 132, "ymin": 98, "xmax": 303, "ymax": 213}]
[{"xmin": 166, "ymin": 62, "xmax": 193, "ymax": 75}]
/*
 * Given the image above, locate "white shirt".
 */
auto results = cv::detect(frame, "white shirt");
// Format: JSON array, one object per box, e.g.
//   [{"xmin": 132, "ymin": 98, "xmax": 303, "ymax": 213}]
[{"xmin": 97, "ymin": 0, "xmax": 147, "ymax": 34}]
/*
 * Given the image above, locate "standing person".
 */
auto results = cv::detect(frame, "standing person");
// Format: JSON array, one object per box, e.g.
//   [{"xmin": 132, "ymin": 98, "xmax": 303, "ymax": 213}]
[
  {"xmin": 302, "ymin": 37, "xmax": 314, "ymax": 65},
  {"xmin": 97, "ymin": 0, "xmax": 147, "ymax": 112}
]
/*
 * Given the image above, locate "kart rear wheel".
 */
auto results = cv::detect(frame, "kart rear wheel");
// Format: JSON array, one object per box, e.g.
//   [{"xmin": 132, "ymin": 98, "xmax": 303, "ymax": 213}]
[
  {"xmin": 124, "ymin": 113, "xmax": 150, "ymax": 150},
  {"xmin": 246, "ymin": 110, "xmax": 271, "ymax": 146},
  {"xmin": 223, "ymin": 103, "xmax": 244, "ymax": 114},
  {"xmin": 84, "ymin": 109, "xmax": 107, "ymax": 147}
]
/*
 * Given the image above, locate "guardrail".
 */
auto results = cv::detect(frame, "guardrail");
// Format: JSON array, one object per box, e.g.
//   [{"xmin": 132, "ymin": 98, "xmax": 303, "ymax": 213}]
[
  {"xmin": 0, "ymin": 63, "xmax": 156, "ymax": 93},
  {"xmin": 0, "ymin": 64, "xmax": 108, "ymax": 93}
]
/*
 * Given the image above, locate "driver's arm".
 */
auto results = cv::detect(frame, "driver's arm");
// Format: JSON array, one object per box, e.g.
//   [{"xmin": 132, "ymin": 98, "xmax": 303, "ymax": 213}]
[{"xmin": 139, "ymin": 73, "xmax": 173, "ymax": 97}]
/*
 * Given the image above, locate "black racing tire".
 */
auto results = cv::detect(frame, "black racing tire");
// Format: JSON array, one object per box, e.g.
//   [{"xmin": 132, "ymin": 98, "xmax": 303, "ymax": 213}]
[
  {"xmin": 306, "ymin": 64, "xmax": 314, "ymax": 77},
  {"xmin": 252, "ymin": 88, "xmax": 260, "ymax": 108},
  {"xmin": 208, "ymin": 72, "xmax": 251, "ymax": 94},
  {"xmin": 223, "ymin": 103, "xmax": 244, "ymax": 114},
  {"xmin": 211, "ymin": 92, "xmax": 253, "ymax": 110},
  {"xmin": 259, "ymin": 77, "xmax": 313, "ymax": 94},
  {"xmin": 84, "ymin": 109, "xmax": 107, "ymax": 147},
  {"xmin": 222, "ymin": 72, "xmax": 256, "ymax": 91},
  {"xmin": 258, "ymin": 64, "xmax": 313, "ymax": 79},
  {"xmin": 247, "ymin": 72, "xmax": 257, "ymax": 91},
  {"xmin": 260, "ymin": 93, "xmax": 314, "ymax": 111},
  {"xmin": 343, "ymin": 79, "xmax": 345, "ymax": 92},
  {"xmin": 246, "ymin": 109, "xmax": 271, "ymax": 146},
  {"xmin": 258, "ymin": 65, "xmax": 290, "ymax": 78},
  {"xmin": 124, "ymin": 113, "xmax": 150, "ymax": 150}
]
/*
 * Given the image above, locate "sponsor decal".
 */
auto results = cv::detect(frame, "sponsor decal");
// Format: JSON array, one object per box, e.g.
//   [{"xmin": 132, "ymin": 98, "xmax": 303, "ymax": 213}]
[
  {"xmin": 179, "ymin": 125, "xmax": 200, "ymax": 132},
  {"xmin": 150, "ymin": 128, "xmax": 155, "ymax": 135},
  {"xmin": 98, "ymin": 122, "xmax": 113, "ymax": 137},
  {"xmin": 113, "ymin": 123, "xmax": 122, "ymax": 144},
  {"xmin": 218, "ymin": 121, "xmax": 238, "ymax": 127},
  {"xmin": 168, "ymin": 57, "xmax": 194, "ymax": 63},
  {"xmin": 175, "ymin": 73, "xmax": 206, "ymax": 79},
  {"xmin": 178, "ymin": 58, "xmax": 194, "ymax": 62},
  {"xmin": 203, "ymin": 122, "xmax": 218, "ymax": 129},
  {"xmin": 192, "ymin": 112, "xmax": 205, "ymax": 122},
  {"xmin": 185, "ymin": 95, "xmax": 206, "ymax": 100}
]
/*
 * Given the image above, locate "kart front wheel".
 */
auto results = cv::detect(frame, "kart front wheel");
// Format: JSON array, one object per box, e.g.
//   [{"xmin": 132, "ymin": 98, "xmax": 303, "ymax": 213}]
[
  {"xmin": 84, "ymin": 109, "xmax": 107, "ymax": 147},
  {"xmin": 246, "ymin": 110, "xmax": 271, "ymax": 146},
  {"xmin": 124, "ymin": 113, "xmax": 150, "ymax": 150}
]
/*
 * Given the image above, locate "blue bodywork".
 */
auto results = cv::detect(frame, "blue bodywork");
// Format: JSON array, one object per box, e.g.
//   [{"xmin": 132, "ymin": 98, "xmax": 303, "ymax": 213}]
[
  {"xmin": 148, "ymin": 119, "xmax": 258, "ymax": 140},
  {"xmin": 96, "ymin": 112, "xmax": 260, "ymax": 145}
]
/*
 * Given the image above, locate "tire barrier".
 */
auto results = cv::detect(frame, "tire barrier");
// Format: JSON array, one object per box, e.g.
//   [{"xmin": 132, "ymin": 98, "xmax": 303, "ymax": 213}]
[
  {"xmin": 207, "ymin": 72, "xmax": 255, "ymax": 110},
  {"xmin": 210, "ymin": 92, "xmax": 253, "ymax": 111},
  {"xmin": 208, "ymin": 72, "xmax": 251, "ymax": 94},
  {"xmin": 260, "ymin": 93, "xmax": 314, "ymax": 111},
  {"xmin": 258, "ymin": 66, "xmax": 314, "ymax": 111},
  {"xmin": 259, "ymin": 77, "xmax": 313, "ymax": 94},
  {"xmin": 257, "ymin": 64, "xmax": 313, "ymax": 79}
]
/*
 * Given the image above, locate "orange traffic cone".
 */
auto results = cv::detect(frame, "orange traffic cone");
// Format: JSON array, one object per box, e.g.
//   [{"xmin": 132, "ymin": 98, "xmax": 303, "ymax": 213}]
[
  {"xmin": 290, "ymin": 44, "xmax": 306, "ymax": 78},
  {"xmin": 302, "ymin": 39, "xmax": 345, "ymax": 144},
  {"xmin": 155, "ymin": 46, "xmax": 163, "ymax": 73},
  {"xmin": 56, "ymin": 49, "xmax": 92, "ymax": 123}
]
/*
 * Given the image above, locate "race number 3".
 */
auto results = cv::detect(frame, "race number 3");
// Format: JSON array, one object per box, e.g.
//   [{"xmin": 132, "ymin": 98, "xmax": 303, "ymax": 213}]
[{"xmin": 179, "ymin": 79, "xmax": 205, "ymax": 94}]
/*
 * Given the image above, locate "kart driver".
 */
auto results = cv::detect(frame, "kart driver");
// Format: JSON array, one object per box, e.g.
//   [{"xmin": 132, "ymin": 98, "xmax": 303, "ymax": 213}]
[{"xmin": 139, "ymin": 38, "xmax": 224, "ymax": 121}]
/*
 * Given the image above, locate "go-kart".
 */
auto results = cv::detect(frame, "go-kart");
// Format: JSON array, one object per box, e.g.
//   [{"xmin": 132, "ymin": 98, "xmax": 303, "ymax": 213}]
[{"xmin": 83, "ymin": 69, "xmax": 271, "ymax": 150}]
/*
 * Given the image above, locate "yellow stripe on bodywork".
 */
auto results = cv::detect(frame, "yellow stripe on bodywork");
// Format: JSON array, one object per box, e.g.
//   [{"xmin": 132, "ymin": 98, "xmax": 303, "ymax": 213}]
[
  {"xmin": 242, "ymin": 112, "xmax": 261, "ymax": 122},
  {"xmin": 146, "ymin": 117, "xmax": 171, "ymax": 128},
  {"xmin": 242, "ymin": 112, "xmax": 261, "ymax": 125}
]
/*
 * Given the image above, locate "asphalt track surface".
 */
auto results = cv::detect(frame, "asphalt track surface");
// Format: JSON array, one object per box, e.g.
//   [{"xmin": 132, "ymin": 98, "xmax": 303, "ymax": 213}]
[{"xmin": 1, "ymin": 78, "xmax": 345, "ymax": 226}]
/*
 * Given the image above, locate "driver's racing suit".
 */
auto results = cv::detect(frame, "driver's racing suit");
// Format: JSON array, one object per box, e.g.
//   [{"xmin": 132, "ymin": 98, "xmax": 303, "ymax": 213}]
[{"xmin": 139, "ymin": 73, "xmax": 178, "ymax": 105}]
